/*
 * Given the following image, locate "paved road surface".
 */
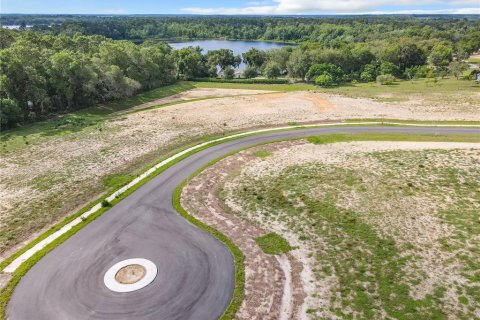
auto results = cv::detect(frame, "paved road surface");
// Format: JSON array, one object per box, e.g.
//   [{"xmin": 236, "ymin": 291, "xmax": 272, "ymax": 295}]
[{"xmin": 8, "ymin": 126, "xmax": 480, "ymax": 320}]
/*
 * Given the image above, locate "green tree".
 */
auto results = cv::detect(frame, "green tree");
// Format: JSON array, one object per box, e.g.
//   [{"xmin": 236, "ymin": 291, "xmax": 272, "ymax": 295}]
[
  {"xmin": 287, "ymin": 49, "xmax": 310, "ymax": 80},
  {"xmin": 266, "ymin": 47, "xmax": 291, "ymax": 74},
  {"xmin": 222, "ymin": 66, "xmax": 235, "ymax": 79},
  {"xmin": 242, "ymin": 48, "xmax": 266, "ymax": 69},
  {"xmin": 0, "ymin": 98, "xmax": 24, "ymax": 128},
  {"xmin": 243, "ymin": 65, "xmax": 258, "ymax": 79},
  {"xmin": 206, "ymin": 49, "xmax": 237, "ymax": 72},
  {"xmin": 448, "ymin": 61, "xmax": 468, "ymax": 79},
  {"xmin": 381, "ymin": 39, "xmax": 426, "ymax": 71},
  {"xmin": 379, "ymin": 62, "xmax": 400, "ymax": 77},
  {"xmin": 360, "ymin": 64, "xmax": 377, "ymax": 82},
  {"xmin": 351, "ymin": 45, "xmax": 375, "ymax": 71},
  {"xmin": 429, "ymin": 44, "xmax": 453, "ymax": 68},
  {"xmin": 173, "ymin": 46, "xmax": 207, "ymax": 79},
  {"xmin": 262, "ymin": 61, "xmax": 281, "ymax": 79}
]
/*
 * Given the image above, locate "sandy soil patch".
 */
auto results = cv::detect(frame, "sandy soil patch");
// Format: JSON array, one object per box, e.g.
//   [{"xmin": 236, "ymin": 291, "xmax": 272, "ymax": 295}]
[
  {"xmin": 125, "ymin": 87, "xmax": 274, "ymax": 112},
  {"xmin": 218, "ymin": 140, "xmax": 479, "ymax": 319},
  {"xmin": 182, "ymin": 141, "xmax": 307, "ymax": 319}
]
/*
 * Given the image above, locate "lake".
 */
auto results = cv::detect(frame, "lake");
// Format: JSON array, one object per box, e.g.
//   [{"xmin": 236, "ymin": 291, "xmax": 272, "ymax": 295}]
[{"xmin": 168, "ymin": 39, "xmax": 295, "ymax": 69}]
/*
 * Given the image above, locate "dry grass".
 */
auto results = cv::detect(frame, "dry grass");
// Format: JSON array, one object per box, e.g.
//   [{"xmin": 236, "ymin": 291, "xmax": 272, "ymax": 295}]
[{"xmin": 222, "ymin": 140, "xmax": 480, "ymax": 319}]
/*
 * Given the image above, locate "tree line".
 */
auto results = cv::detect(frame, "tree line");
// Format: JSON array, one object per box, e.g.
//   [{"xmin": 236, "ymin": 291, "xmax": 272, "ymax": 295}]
[
  {"xmin": 174, "ymin": 38, "xmax": 474, "ymax": 84},
  {"xmin": 10, "ymin": 15, "xmax": 478, "ymax": 53},
  {"xmin": 0, "ymin": 30, "xmax": 176, "ymax": 128},
  {"xmin": 1, "ymin": 15, "xmax": 479, "ymax": 128}
]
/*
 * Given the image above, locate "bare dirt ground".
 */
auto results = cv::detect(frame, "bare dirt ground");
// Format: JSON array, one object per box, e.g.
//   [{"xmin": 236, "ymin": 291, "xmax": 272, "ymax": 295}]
[
  {"xmin": 124, "ymin": 87, "xmax": 274, "ymax": 112},
  {"xmin": 213, "ymin": 140, "xmax": 479, "ymax": 319},
  {"xmin": 1, "ymin": 87, "xmax": 479, "ymax": 258},
  {"xmin": 182, "ymin": 141, "xmax": 307, "ymax": 319}
]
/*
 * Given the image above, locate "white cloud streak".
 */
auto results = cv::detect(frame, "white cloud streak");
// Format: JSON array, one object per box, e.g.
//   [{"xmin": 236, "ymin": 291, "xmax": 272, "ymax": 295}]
[{"xmin": 181, "ymin": 0, "xmax": 480, "ymax": 15}]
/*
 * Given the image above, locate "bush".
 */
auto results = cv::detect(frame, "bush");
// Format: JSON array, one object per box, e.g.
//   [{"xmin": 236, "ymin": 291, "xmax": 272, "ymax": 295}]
[
  {"xmin": 380, "ymin": 62, "xmax": 400, "ymax": 77},
  {"xmin": 360, "ymin": 63, "xmax": 378, "ymax": 82},
  {"xmin": 376, "ymin": 74, "xmax": 395, "ymax": 85},
  {"xmin": 0, "ymin": 98, "xmax": 24, "ymax": 128},
  {"xmin": 243, "ymin": 66, "xmax": 258, "ymax": 79},
  {"xmin": 101, "ymin": 199, "xmax": 111, "ymax": 207},
  {"xmin": 315, "ymin": 74, "xmax": 335, "ymax": 87},
  {"xmin": 360, "ymin": 71, "xmax": 375, "ymax": 82},
  {"xmin": 306, "ymin": 63, "xmax": 344, "ymax": 83}
]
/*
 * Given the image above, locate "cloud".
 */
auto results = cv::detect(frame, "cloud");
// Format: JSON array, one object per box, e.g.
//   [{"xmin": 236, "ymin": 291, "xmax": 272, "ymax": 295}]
[
  {"xmin": 103, "ymin": 9, "xmax": 127, "ymax": 14},
  {"xmin": 181, "ymin": 0, "xmax": 480, "ymax": 15},
  {"xmin": 246, "ymin": 1, "xmax": 272, "ymax": 5},
  {"xmin": 359, "ymin": 8, "xmax": 480, "ymax": 14}
]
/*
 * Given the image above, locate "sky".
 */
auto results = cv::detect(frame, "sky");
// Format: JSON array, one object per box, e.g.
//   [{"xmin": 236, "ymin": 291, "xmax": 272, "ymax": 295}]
[{"xmin": 1, "ymin": 0, "xmax": 479, "ymax": 15}]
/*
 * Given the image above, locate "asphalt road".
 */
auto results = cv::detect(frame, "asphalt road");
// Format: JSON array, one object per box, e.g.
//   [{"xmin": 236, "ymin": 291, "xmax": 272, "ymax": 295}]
[{"xmin": 7, "ymin": 126, "xmax": 480, "ymax": 320}]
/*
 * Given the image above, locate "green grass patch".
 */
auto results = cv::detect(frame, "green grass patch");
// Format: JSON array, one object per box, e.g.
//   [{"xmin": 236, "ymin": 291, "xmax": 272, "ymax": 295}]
[
  {"xmin": 313, "ymin": 77, "xmax": 479, "ymax": 100},
  {"xmin": 346, "ymin": 118, "xmax": 480, "ymax": 126},
  {"xmin": 255, "ymin": 232, "xmax": 293, "ymax": 255},
  {"xmin": 102, "ymin": 173, "xmax": 135, "ymax": 190},
  {"xmin": 467, "ymin": 57, "xmax": 480, "ymax": 64},
  {"xmin": 191, "ymin": 81, "xmax": 315, "ymax": 92},
  {"xmin": 307, "ymin": 132, "xmax": 480, "ymax": 145},
  {"xmin": 253, "ymin": 150, "xmax": 272, "ymax": 158}
]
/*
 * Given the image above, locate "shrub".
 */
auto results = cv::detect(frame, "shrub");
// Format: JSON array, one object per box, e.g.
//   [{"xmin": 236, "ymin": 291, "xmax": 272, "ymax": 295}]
[
  {"xmin": 101, "ymin": 199, "xmax": 111, "ymax": 207},
  {"xmin": 360, "ymin": 63, "xmax": 378, "ymax": 82},
  {"xmin": 376, "ymin": 74, "xmax": 395, "ymax": 85},
  {"xmin": 306, "ymin": 63, "xmax": 344, "ymax": 83},
  {"xmin": 0, "ymin": 98, "xmax": 24, "ymax": 128},
  {"xmin": 380, "ymin": 62, "xmax": 400, "ymax": 77},
  {"xmin": 315, "ymin": 74, "xmax": 335, "ymax": 87}
]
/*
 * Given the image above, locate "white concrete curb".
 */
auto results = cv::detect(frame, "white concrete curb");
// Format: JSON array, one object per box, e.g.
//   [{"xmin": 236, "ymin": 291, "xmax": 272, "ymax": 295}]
[
  {"xmin": 3, "ymin": 121, "xmax": 479, "ymax": 273},
  {"xmin": 104, "ymin": 258, "xmax": 157, "ymax": 293}
]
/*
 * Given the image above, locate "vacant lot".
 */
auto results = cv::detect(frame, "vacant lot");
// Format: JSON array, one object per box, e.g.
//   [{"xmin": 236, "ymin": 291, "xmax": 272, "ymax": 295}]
[
  {"xmin": 217, "ymin": 139, "xmax": 479, "ymax": 319},
  {"xmin": 1, "ymin": 80, "xmax": 479, "ymax": 258}
]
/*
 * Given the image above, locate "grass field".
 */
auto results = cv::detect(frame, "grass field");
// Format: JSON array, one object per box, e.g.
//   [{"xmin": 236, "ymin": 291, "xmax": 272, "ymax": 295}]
[
  {"xmin": 193, "ymin": 77, "xmax": 479, "ymax": 105},
  {"xmin": 307, "ymin": 132, "xmax": 480, "ymax": 145},
  {"xmin": 192, "ymin": 81, "xmax": 316, "ymax": 92},
  {"xmin": 223, "ymin": 135, "xmax": 480, "ymax": 319}
]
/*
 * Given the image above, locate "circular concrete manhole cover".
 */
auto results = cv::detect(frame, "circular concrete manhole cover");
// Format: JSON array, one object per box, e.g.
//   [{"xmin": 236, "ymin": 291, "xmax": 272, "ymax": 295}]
[{"xmin": 104, "ymin": 258, "xmax": 157, "ymax": 293}]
